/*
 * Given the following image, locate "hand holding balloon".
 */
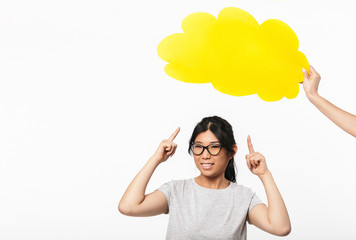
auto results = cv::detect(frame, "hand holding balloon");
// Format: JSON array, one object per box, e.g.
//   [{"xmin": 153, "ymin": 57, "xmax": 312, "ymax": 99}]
[
  {"xmin": 302, "ymin": 65, "xmax": 321, "ymax": 99},
  {"xmin": 301, "ymin": 65, "xmax": 356, "ymax": 138}
]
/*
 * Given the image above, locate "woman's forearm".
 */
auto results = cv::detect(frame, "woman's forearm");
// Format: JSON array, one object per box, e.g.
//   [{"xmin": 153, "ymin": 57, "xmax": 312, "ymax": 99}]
[
  {"xmin": 308, "ymin": 93, "xmax": 356, "ymax": 138},
  {"xmin": 259, "ymin": 170, "xmax": 291, "ymax": 232},
  {"xmin": 118, "ymin": 157, "xmax": 160, "ymax": 213},
  {"xmin": 119, "ymin": 128, "xmax": 179, "ymax": 214}
]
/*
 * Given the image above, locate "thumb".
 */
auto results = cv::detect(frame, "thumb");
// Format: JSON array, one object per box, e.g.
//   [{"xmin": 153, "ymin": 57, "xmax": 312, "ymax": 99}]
[{"xmin": 302, "ymin": 68, "xmax": 309, "ymax": 79}]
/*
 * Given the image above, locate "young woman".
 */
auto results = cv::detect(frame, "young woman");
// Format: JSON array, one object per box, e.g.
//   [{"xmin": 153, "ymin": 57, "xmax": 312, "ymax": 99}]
[
  {"xmin": 119, "ymin": 116, "xmax": 291, "ymax": 239},
  {"xmin": 302, "ymin": 66, "xmax": 356, "ymax": 138}
]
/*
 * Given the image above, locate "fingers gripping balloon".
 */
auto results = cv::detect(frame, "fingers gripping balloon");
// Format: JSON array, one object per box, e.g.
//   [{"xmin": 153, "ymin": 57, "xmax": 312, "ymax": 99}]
[{"xmin": 157, "ymin": 7, "xmax": 310, "ymax": 102}]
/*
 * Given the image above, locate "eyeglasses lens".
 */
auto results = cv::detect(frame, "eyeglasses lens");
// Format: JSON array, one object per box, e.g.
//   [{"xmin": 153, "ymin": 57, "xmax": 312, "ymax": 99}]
[{"xmin": 192, "ymin": 144, "xmax": 221, "ymax": 156}]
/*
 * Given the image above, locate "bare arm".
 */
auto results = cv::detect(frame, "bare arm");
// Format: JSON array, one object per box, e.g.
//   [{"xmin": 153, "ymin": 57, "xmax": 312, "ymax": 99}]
[
  {"xmin": 246, "ymin": 136, "xmax": 291, "ymax": 236},
  {"xmin": 118, "ymin": 128, "xmax": 180, "ymax": 217},
  {"xmin": 302, "ymin": 66, "xmax": 356, "ymax": 138}
]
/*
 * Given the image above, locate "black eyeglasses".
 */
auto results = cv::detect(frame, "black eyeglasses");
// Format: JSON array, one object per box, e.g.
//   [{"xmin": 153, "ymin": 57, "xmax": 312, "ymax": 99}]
[{"xmin": 191, "ymin": 143, "xmax": 223, "ymax": 156}]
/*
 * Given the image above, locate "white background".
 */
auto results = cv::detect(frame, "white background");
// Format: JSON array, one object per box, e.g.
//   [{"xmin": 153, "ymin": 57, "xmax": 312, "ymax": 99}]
[{"xmin": 1, "ymin": 0, "xmax": 356, "ymax": 239}]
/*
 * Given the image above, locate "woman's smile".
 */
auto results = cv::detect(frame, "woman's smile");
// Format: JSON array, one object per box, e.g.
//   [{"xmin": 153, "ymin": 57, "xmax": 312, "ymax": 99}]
[{"xmin": 201, "ymin": 162, "xmax": 214, "ymax": 170}]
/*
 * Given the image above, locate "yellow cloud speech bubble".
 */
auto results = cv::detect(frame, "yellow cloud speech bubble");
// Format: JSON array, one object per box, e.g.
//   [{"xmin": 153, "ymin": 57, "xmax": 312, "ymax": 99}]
[{"xmin": 157, "ymin": 7, "xmax": 310, "ymax": 102}]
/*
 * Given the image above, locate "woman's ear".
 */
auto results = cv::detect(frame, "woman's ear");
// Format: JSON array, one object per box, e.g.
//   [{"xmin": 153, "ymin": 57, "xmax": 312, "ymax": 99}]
[{"xmin": 230, "ymin": 145, "xmax": 238, "ymax": 158}]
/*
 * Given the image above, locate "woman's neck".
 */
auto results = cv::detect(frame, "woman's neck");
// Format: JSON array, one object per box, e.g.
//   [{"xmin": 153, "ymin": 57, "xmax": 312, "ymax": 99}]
[{"xmin": 194, "ymin": 175, "xmax": 230, "ymax": 189}]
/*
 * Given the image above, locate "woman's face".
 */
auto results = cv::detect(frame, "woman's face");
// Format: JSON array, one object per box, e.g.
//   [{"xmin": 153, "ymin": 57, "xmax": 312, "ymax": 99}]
[{"xmin": 192, "ymin": 130, "xmax": 232, "ymax": 178}]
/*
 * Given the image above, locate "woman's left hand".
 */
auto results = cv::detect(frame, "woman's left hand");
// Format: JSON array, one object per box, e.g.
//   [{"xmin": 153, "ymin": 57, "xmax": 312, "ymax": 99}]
[{"xmin": 245, "ymin": 135, "xmax": 269, "ymax": 176}]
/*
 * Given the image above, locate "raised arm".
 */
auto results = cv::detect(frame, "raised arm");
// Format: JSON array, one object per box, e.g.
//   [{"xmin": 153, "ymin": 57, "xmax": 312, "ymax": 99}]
[
  {"xmin": 302, "ymin": 66, "xmax": 356, "ymax": 138},
  {"xmin": 246, "ymin": 136, "xmax": 291, "ymax": 236},
  {"xmin": 118, "ymin": 127, "xmax": 180, "ymax": 217}
]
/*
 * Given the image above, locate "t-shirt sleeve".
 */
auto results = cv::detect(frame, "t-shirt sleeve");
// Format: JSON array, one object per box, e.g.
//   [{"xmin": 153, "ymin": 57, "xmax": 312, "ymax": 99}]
[
  {"xmin": 247, "ymin": 193, "xmax": 264, "ymax": 223},
  {"xmin": 156, "ymin": 181, "xmax": 172, "ymax": 214},
  {"xmin": 249, "ymin": 193, "xmax": 263, "ymax": 212}
]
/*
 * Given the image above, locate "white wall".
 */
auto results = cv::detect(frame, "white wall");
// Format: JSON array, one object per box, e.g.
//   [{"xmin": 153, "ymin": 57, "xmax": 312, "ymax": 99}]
[{"xmin": 1, "ymin": 0, "xmax": 355, "ymax": 239}]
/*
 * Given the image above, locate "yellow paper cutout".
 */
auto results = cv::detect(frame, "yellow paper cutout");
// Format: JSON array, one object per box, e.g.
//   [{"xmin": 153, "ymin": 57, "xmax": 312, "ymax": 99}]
[{"xmin": 157, "ymin": 7, "xmax": 310, "ymax": 102}]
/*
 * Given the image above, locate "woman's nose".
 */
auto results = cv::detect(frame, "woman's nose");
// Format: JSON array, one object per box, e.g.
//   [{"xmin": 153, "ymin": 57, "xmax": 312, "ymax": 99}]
[{"xmin": 201, "ymin": 148, "xmax": 211, "ymax": 158}]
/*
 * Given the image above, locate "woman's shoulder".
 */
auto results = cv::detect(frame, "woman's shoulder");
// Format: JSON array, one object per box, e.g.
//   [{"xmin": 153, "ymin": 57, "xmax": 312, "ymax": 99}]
[
  {"xmin": 229, "ymin": 182, "xmax": 256, "ymax": 195},
  {"xmin": 159, "ymin": 178, "xmax": 194, "ymax": 190},
  {"xmin": 162, "ymin": 178, "xmax": 193, "ymax": 185}
]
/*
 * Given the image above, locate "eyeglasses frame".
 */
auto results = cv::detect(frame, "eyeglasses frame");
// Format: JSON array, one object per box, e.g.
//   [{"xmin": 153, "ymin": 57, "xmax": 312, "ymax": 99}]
[{"xmin": 190, "ymin": 143, "xmax": 223, "ymax": 156}]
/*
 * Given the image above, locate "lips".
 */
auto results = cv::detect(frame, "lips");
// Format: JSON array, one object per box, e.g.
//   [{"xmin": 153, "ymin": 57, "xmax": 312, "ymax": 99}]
[{"xmin": 201, "ymin": 163, "xmax": 214, "ymax": 170}]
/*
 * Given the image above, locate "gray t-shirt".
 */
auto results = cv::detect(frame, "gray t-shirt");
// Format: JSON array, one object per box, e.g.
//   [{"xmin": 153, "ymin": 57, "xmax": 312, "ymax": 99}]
[{"xmin": 157, "ymin": 178, "xmax": 264, "ymax": 240}]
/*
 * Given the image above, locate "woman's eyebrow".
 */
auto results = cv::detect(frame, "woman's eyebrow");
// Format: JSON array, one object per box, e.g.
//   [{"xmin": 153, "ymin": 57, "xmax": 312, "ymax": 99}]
[{"xmin": 194, "ymin": 141, "xmax": 220, "ymax": 144}]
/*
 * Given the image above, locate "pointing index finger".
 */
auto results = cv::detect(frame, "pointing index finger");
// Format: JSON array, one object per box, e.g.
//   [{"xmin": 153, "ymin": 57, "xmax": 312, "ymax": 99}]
[
  {"xmin": 247, "ymin": 135, "xmax": 255, "ymax": 153},
  {"xmin": 168, "ymin": 127, "xmax": 180, "ymax": 141}
]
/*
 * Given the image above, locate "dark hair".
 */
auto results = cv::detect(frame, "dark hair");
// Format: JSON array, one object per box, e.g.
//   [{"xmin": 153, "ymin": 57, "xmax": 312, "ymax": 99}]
[{"xmin": 188, "ymin": 116, "xmax": 237, "ymax": 183}]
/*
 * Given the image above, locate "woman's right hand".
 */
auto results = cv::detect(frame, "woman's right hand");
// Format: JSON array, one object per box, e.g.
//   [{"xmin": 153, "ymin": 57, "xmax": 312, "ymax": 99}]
[
  {"xmin": 119, "ymin": 127, "xmax": 180, "ymax": 217},
  {"xmin": 151, "ymin": 127, "xmax": 180, "ymax": 164}
]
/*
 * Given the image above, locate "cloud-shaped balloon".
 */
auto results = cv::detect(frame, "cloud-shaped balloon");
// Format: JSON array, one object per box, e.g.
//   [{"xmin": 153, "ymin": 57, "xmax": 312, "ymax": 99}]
[{"xmin": 157, "ymin": 7, "xmax": 310, "ymax": 101}]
